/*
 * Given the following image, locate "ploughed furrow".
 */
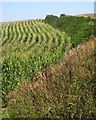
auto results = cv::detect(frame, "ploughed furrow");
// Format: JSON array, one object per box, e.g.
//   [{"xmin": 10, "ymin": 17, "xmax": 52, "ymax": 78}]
[
  {"xmin": 41, "ymin": 23, "xmax": 62, "ymax": 52},
  {"xmin": 24, "ymin": 21, "xmax": 33, "ymax": 44},
  {"xmin": 2, "ymin": 22, "xmax": 22, "ymax": 57},
  {"xmin": 2, "ymin": 21, "xmax": 33, "ymax": 57},
  {"xmin": 17, "ymin": 34, "xmax": 43, "ymax": 58},
  {"xmin": 42, "ymin": 23, "xmax": 71, "ymax": 57},
  {"xmin": 25, "ymin": 20, "xmax": 47, "ymax": 51},
  {"xmin": 2, "ymin": 20, "xmax": 44, "ymax": 59},
  {"xmin": 3, "ymin": 23, "xmax": 16, "ymax": 55},
  {"xmin": 6, "ymin": 23, "xmax": 14, "ymax": 43},
  {"xmin": 3, "ymin": 22, "xmax": 18, "ymax": 47},
  {"xmin": 19, "ymin": 21, "xmax": 48, "ymax": 57},
  {"xmin": 16, "ymin": 22, "xmax": 23, "ymax": 43},
  {"xmin": 31, "ymin": 21, "xmax": 49, "ymax": 53},
  {"xmin": 23, "ymin": 21, "xmax": 43, "ymax": 51},
  {"xmin": 29, "ymin": 20, "xmax": 38, "ymax": 33},
  {"xmin": 2, "ymin": 19, "xmax": 70, "ymax": 61},
  {"xmin": 19, "ymin": 21, "xmax": 28, "ymax": 44},
  {"xmin": 18, "ymin": 22, "xmax": 50, "ymax": 57},
  {"xmin": 2, "ymin": 23, "xmax": 10, "ymax": 45},
  {"xmin": 34, "ymin": 21, "xmax": 51, "ymax": 47},
  {"xmin": 2, "ymin": 20, "xmax": 73, "ymax": 102},
  {"xmin": 37, "ymin": 21, "xmax": 54, "ymax": 52},
  {"xmin": 29, "ymin": 21, "xmax": 65, "ymax": 56},
  {"xmin": 25, "ymin": 20, "xmax": 42, "ymax": 45},
  {"xmin": 1, "ymin": 26, "xmax": 6, "ymax": 47},
  {"xmin": 1, "ymin": 22, "xmax": 8, "ymax": 29},
  {"xmin": 1, "ymin": 25, "xmax": 7, "ymax": 39},
  {"xmin": 2, "ymin": 24, "xmax": 13, "ymax": 57},
  {"xmin": 19, "ymin": 21, "xmax": 67, "ymax": 59},
  {"xmin": 2, "ymin": 22, "xmax": 21, "ymax": 56}
]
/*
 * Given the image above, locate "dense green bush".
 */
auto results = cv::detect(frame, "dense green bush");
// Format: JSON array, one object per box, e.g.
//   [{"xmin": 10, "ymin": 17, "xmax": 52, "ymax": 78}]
[{"xmin": 45, "ymin": 15, "xmax": 95, "ymax": 47}]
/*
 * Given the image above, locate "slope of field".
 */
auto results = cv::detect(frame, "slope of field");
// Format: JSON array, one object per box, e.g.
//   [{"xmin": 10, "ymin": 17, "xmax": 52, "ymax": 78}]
[
  {"xmin": 2, "ymin": 19, "xmax": 71, "ymax": 59},
  {"xmin": 1, "ymin": 19, "xmax": 71, "ymax": 106},
  {"xmin": 1, "ymin": 15, "xmax": 95, "ymax": 119},
  {"xmin": 3, "ymin": 38, "xmax": 96, "ymax": 119}
]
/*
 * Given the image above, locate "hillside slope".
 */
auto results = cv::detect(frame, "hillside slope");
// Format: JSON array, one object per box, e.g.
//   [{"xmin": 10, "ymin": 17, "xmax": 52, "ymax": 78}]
[
  {"xmin": 4, "ymin": 38, "xmax": 96, "ymax": 119},
  {"xmin": 1, "ymin": 16, "xmax": 95, "ymax": 119},
  {"xmin": 1, "ymin": 19, "xmax": 71, "ymax": 106},
  {"xmin": 1, "ymin": 20, "xmax": 70, "ymax": 59}
]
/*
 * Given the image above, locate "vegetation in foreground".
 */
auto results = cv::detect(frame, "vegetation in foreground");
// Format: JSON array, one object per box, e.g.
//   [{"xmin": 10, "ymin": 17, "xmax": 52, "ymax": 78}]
[
  {"xmin": 2, "ymin": 19, "xmax": 71, "ymax": 107},
  {"xmin": 3, "ymin": 39, "xmax": 96, "ymax": 119},
  {"xmin": 1, "ymin": 14, "xmax": 96, "ymax": 119}
]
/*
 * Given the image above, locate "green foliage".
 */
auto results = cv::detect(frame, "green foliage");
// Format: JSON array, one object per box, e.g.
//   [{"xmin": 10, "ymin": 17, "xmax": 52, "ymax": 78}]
[
  {"xmin": 1, "ymin": 16, "xmax": 96, "ymax": 119},
  {"xmin": 1, "ymin": 20, "xmax": 72, "ymax": 107},
  {"xmin": 2, "ymin": 46, "xmax": 70, "ymax": 107},
  {"xmin": 45, "ymin": 15, "xmax": 95, "ymax": 47},
  {"xmin": 45, "ymin": 15, "xmax": 58, "ymax": 27},
  {"xmin": 6, "ymin": 40, "xmax": 96, "ymax": 119}
]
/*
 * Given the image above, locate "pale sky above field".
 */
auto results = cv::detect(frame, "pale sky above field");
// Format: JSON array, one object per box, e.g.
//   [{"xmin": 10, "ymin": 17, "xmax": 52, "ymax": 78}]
[{"xmin": 0, "ymin": 2, "xmax": 95, "ymax": 22}]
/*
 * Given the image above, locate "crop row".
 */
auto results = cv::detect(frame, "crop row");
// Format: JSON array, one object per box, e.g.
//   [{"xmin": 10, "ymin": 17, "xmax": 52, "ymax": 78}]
[{"xmin": 1, "ymin": 20, "xmax": 72, "ymax": 106}]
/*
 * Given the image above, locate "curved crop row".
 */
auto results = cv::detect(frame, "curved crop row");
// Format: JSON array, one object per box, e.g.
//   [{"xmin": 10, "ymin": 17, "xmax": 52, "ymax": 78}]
[{"xmin": 2, "ymin": 19, "xmax": 72, "ymax": 106}]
